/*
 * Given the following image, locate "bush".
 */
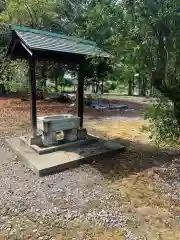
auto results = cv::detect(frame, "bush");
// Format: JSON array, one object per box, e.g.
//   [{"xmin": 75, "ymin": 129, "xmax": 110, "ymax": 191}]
[
  {"xmin": 144, "ymin": 97, "xmax": 180, "ymax": 146},
  {"xmin": 110, "ymin": 81, "xmax": 117, "ymax": 90},
  {"xmin": 103, "ymin": 80, "xmax": 117, "ymax": 93}
]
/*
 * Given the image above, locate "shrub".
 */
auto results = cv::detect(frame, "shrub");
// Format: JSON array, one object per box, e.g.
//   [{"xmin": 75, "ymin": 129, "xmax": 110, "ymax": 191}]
[
  {"xmin": 103, "ymin": 80, "xmax": 117, "ymax": 93},
  {"xmin": 144, "ymin": 97, "xmax": 180, "ymax": 146},
  {"xmin": 110, "ymin": 81, "xmax": 117, "ymax": 90}
]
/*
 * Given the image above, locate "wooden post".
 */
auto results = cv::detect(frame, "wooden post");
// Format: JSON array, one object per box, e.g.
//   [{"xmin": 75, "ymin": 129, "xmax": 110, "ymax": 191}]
[
  {"xmin": 29, "ymin": 56, "xmax": 37, "ymax": 137},
  {"xmin": 77, "ymin": 64, "xmax": 84, "ymax": 128}
]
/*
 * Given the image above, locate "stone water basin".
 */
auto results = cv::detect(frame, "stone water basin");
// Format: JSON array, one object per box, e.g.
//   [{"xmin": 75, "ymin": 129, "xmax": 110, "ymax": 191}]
[{"xmin": 37, "ymin": 114, "xmax": 80, "ymax": 133}]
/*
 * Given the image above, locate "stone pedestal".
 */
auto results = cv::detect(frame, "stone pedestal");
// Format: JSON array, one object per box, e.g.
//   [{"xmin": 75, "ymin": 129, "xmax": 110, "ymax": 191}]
[
  {"xmin": 63, "ymin": 129, "xmax": 77, "ymax": 141},
  {"xmin": 29, "ymin": 135, "xmax": 42, "ymax": 146},
  {"xmin": 42, "ymin": 131, "xmax": 58, "ymax": 146},
  {"xmin": 77, "ymin": 128, "xmax": 87, "ymax": 140}
]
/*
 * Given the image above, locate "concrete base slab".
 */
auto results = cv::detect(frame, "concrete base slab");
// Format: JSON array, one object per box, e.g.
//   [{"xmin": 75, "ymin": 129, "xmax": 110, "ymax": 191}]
[
  {"xmin": 20, "ymin": 134, "xmax": 99, "ymax": 155},
  {"xmin": 6, "ymin": 137, "xmax": 125, "ymax": 177}
]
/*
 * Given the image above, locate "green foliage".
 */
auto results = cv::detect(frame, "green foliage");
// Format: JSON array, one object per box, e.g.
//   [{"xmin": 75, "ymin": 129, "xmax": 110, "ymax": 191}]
[
  {"xmin": 0, "ymin": 60, "xmax": 29, "ymax": 93},
  {"xmin": 109, "ymin": 81, "xmax": 117, "ymax": 90},
  {"xmin": 1, "ymin": 0, "xmax": 180, "ymax": 145},
  {"xmin": 103, "ymin": 80, "xmax": 118, "ymax": 92},
  {"xmin": 7, "ymin": 0, "xmax": 57, "ymax": 28},
  {"xmin": 145, "ymin": 97, "xmax": 180, "ymax": 146}
]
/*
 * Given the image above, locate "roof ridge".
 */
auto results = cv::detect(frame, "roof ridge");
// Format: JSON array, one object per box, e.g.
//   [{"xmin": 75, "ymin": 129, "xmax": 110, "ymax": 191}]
[{"xmin": 10, "ymin": 25, "xmax": 97, "ymax": 46}]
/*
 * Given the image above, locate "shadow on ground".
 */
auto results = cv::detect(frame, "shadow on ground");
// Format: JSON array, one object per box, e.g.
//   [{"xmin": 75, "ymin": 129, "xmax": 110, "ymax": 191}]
[
  {"xmin": 88, "ymin": 133, "xmax": 180, "ymax": 239},
  {"xmin": 90, "ymin": 135, "xmax": 179, "ymax": 181}
]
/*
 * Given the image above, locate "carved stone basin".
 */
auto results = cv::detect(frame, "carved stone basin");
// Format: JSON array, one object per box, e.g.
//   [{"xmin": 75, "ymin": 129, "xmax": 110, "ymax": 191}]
[
  {"xmin": 37, "ymin": 114, "xmax": 80, "ymax": 146},
  {"xmin": 37, "ymin": 114, "xmax": 80, "ymax": 132}
]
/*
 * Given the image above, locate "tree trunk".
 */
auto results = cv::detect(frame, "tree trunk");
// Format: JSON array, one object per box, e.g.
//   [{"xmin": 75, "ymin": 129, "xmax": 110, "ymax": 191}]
[
  {"xmin": 92, "ymin": 84, "xmax": 95, "ymax": 93},
  {"xmin": 6, "ymin": 76, "xmax": 10, "ymax": 93},
  {"xmin": 138, "ymin": 78, "xmax": 141, "ymax": 96},
  {"xmin": 55, "ymin": 77, "xmax": 58, "ymax": 92},
  {"xmin": 140, "ymin": 77, "xmax": 147, "ymax": 96},
  {"xmin": 43, "ymin": 78, "xmax": 46, "ymax": 88},
  {"xmin": 101, "ymin": 79, "xmax": 104, "ymax": 94},
  {"xmin": 0, "ymin": 84, "xmax": 6, "ymax": 95},
  {"xmin": 128, "ymin": 78, "xmax": 133, "ymax": 95},
  {"xmin": 95, "ymin": 81, "xmax": 99, "ymax": 93},
  {"xmin": 73, "ymin": 85, "xmax": 76, "ymax": 92},
  {"xmin": 138, "ymin": 76, "xmax": 147, "ymax": 96},
  {"xmin": 149, "ymin": 79, "xmax": 153, "ymax": 96}
]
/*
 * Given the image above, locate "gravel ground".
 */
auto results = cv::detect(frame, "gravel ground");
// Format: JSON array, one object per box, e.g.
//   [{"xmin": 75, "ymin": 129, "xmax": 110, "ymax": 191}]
[
  {"xmin": 0, "ymin": 142, "xmax": 137, "ymax": 240},
  {"xmin": 0, "ymin": 98, "xmax": 179, "ymax": 239},
  {"xmin": 155, "ymin": 156, "xmax": 180, "ymax": 205}
]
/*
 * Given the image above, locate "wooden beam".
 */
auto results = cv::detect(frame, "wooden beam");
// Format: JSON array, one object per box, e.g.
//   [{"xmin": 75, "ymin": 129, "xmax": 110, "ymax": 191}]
[
  {"xmin": 29, "ymin": 56, "xmax": 37, "ymax": 137},
  {"xmin": 20, "ymin": 41, "xmax": 33, "ymax": 56},
  {"xmin": 77, "ymin": 63, "xmax": 85, "ymax": 128}
]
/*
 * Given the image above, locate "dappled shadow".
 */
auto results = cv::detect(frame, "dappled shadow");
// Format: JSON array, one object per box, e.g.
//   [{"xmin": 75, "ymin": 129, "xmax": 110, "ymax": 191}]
[{"xmin": 90, "ymin": 136, "xmax": 180, "ymax": 181}]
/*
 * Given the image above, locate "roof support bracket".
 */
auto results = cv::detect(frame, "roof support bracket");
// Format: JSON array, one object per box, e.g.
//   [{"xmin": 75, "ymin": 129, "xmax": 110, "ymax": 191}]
[{"xmin": 20, "ymin": 41, "xmax": 33, "ymax": 56}]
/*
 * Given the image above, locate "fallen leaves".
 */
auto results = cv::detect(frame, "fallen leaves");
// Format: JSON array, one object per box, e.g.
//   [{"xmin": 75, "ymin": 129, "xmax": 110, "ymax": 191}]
[
  {"xmin": 87, "ymin": 118, "xmax": 180, "ymax": 239},
  {"xmin": 0, "ymin": 96, "xmax": 180, "ymax": 239}
]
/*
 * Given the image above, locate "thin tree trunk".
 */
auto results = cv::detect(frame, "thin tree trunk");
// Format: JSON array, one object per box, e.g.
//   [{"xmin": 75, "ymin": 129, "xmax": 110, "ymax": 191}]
[
  {"xmin": 55, "ymin": 77, "xmax": 58, "ymax": 92},
  {"xmin": 96, "ymin": 81, "xmax": 99, "ymax": 93},
  {"xmin": 43, "ymin": 78, "xmax": 46, "ymax": 88},
  {"xmin": 128, "ymin": 78, "xmax": 133, "ymax": 95},
  {"xmin": 6, "ymin": 76, "xmax": 10, "ymax": 93},
  {"xmin": 140, "ymin": 77, "xmax": 147, "ymax": 96},
  {"xmin": 138, "ymin": 78, "xmax": 141, "ymax": 96},
  {"xmin": 149, "ymin": 79, "xmax": 153, "ymax": 96},
  {"xmin": 101, "ymin": 79, "xmax": 104, "ymax": 94},
  {"xmin": 92, "ymin": 84, "xmax": 95, "ymax": 93}
]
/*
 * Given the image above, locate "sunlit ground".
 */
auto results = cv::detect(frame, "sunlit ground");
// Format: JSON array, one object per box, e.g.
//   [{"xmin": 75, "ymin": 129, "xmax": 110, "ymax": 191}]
[{"xmin": 86, "ymin": 120, "xmax": 180, "ymax": 240}]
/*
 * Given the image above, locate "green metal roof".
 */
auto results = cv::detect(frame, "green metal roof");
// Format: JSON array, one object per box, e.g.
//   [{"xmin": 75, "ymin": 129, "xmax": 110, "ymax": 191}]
[{"xmin": 10, "ymin": 25, "xmax": 110, "ymax": 58}]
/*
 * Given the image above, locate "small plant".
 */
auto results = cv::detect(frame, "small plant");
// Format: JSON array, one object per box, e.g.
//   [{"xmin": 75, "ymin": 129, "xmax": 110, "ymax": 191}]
[{"xmin": 144, "ymin": 96, "xmax": 180, "ymax": 146}]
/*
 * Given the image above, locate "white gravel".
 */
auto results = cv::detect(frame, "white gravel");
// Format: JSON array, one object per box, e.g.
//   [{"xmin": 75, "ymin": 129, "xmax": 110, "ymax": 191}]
[{"xmin": 0, "ymin": 140, "xmax": 137, "ymax": 240}]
